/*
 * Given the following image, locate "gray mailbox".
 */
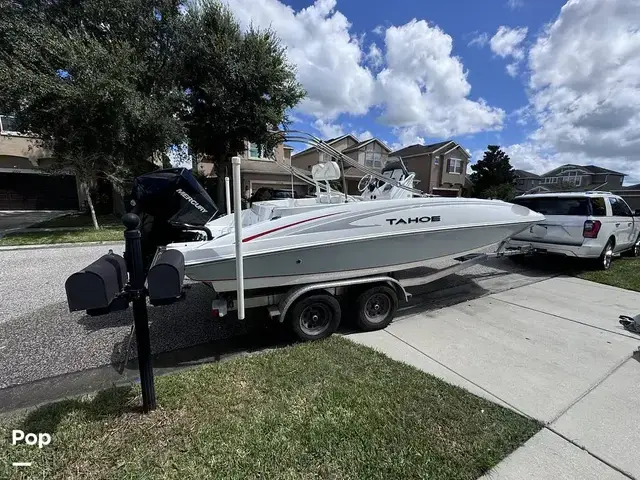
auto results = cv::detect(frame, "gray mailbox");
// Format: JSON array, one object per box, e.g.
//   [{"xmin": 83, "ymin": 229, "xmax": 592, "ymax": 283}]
[
  {"xmin": 147, "ymin": 249, "xmax": 185, "ymax": 305},
  {"xmin": 65, "ymin": 254, "xmax": 127, "ymax": 312}
]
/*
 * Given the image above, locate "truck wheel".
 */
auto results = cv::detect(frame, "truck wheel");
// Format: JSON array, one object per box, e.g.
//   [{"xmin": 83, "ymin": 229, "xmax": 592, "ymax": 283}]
[
  {"xmin": 624, "ymin": 234, "xmax": 640, "ymax": 258},
  {"xmin": 289, "ymin": 294, "xmax": 341, "ymax": 341},
  {"xmin": 354, "ymin": 286, "xmax": 398, "ymax": 331},
  {"xmin": 597, "ymin": 239, "xmax": 614, "ymax": 270}
]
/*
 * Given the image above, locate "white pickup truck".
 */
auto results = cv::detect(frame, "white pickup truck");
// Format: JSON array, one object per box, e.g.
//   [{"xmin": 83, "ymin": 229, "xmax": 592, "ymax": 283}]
[{"xmin": 506, "ymin": 191, "xmax": 640, "ymax": 270}]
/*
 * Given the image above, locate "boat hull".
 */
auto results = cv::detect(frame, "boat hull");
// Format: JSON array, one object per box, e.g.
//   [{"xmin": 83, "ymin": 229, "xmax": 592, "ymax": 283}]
[
  {"xmin": 184, "ymin": 221, "xmax": 530, "ymax": 292},
  {"xmin": 167, "ymin": 197, "xmax": 545, "ymax": 292}
]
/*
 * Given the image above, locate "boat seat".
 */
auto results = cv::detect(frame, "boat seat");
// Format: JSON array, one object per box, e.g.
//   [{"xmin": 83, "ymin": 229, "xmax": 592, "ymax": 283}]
[{"xmin": 318, "ymin": 194, "xmax": 343, "ymax": 204}]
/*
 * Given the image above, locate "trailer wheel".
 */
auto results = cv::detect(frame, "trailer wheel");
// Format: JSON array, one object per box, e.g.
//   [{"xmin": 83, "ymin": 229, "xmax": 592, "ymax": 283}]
[
  {"xmin": 355, "ymin": 286, "xmax": 398, "ymax": 331},
  {"xmin": 289, "ymin": 294, "xmax": 341, "ymax": 341}
]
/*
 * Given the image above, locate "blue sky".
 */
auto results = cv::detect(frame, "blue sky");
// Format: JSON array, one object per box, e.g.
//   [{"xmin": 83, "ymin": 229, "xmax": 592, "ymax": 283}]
[{"xmin": 226, "ymin": 0, "xmax": 640, "ymax": 183}]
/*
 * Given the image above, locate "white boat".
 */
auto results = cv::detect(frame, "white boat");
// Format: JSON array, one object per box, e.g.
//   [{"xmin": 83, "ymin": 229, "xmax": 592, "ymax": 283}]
[
  {"xmin": 171, "ymin": 194, "xmax": 544, "ymax": 292},
  {"xmin": 159, "ymin": 149, "xmax": 544, "ymax": 292}
]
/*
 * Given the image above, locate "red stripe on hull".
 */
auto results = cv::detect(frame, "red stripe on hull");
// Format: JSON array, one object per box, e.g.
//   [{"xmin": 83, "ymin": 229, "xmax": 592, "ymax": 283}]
[{"xmin": 242, "ymin": 212, "xmax": 340, "ymax": 242}]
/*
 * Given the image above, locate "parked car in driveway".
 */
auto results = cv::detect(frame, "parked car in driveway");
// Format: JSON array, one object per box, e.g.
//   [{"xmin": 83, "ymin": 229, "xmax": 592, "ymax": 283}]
[{"xmin": 507, "ymin": 191, "xmax": 640, "ymax": 270}]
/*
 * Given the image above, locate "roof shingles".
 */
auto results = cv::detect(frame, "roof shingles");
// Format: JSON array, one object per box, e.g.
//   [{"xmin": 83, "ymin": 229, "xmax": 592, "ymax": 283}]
[{"xmin": 390, "ymin": 141, "xmax": 452, "ymax": 157}]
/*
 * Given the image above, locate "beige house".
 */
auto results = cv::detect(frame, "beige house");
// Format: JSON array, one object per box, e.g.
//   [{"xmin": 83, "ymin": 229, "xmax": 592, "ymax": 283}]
[
  {"xmin": 291, "ymin": 134, "xmax": 392, "ymax": 194},
  {"xmin": 0, "ymin": 114, "xmax": 165, "ymax": 212},
  {"xmin": 390, "ymin": 141, "xmax": 471, "ymax": 197},
  {"xmin": 0, "ymin": 115, "xmax": 81, "ymax": 210},
  {"xmin": 197, "ymin": 140, "xmax": 308, "ymax": 197}
]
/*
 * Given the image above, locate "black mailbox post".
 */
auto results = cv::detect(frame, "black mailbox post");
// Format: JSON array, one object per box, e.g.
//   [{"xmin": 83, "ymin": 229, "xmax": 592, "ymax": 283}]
[
  {"xmin": 64, "ymin": 213, "xmax": 187, "ymax": 414},
  {"xmin": 122, "ymin": 213, "xmax": 156, "ymax": 412}
]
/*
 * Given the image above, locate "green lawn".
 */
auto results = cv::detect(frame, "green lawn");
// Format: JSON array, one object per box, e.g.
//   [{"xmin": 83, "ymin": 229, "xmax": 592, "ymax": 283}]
[
  {"xmin": 32, "ymin": 213, "xmax": 122, "ymax": 229},
  {"xmin": 0, "ymin": 226, "xmax": 123, "ymax": 246},
  {"xmin": 0, "ymin": 213, "xmax": 124, "ymax": 246},
  {"xmin": 577, "ymin": 257, "xmax": 640, "ymax": 292},
  {"xmin": 0, "ymin": 337, "xmax": 540, "ymax": 480}
]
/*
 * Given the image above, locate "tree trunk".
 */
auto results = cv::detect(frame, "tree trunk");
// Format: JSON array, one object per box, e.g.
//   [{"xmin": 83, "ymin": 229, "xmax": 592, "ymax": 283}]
[{"xmin": 83, "ymin": 181, "xmax": 100, "ymax": 230}]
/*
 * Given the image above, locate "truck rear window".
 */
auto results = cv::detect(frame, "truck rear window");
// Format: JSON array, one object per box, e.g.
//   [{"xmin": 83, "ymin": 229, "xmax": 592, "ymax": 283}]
[{"xmin": 513, "ymin": 197, "xmax": 591, "ymax": 216}]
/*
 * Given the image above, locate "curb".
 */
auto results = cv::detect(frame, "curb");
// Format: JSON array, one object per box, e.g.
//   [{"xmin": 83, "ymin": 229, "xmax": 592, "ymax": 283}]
[{"xmin": 0, "ymin": 241, "xmax": 124, "ymax": 252}]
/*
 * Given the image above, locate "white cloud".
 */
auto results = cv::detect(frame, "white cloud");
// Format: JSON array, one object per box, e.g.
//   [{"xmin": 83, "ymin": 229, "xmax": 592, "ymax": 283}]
[
  {"xmin": 526, "ymin": 0, "xmax": 640, "ymax": 177},
  {"xmin": 226, "ymin": 0, "xmax": 375, "ymax": 119},
  {"xmin": 372, "ymin": 25, "xmax": 384, "ymax": 35},
  {"xmin": 312, "ymin": 119, "xmax": 344, "ymax": 139},
  {"xmin": 506, "ymin": 0, "xmax": 524, "ymax": 9},
  {"xmin": 377, "ymin": 19, "xmax": 504, "ymax": 138},
  {"xmin": 505, "ymin": 63, "xmax": 519, "ymax": 78},
  {"xmin": 227, "ymin": 1, "xmax": 504, "ymax": 146},
  {"xmin": 490, "ymin": 26, "xmax": 528, "ymax": 60},
  {"xmin": 351, "ymin": 129, "xmax": 373, "ymax": 141},
  {"xmin": 468, "ymin": 32, "xmax": 489, "ymax": 48},
  {"xmin": 366, "ymin": 43, "xmax": 384, "ymax": 69}
]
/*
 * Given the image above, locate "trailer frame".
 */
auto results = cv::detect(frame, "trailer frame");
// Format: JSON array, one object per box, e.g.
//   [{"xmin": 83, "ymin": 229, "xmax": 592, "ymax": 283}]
[{"xmin": 208, "ymin": 241, "xmax": 531, "ymax": 341}]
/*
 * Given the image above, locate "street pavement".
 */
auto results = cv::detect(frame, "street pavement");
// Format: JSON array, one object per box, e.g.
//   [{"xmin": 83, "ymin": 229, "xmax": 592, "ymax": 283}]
[{"xmin": 0, "ymin": 242, "xmax": 553, "ymax": 391}]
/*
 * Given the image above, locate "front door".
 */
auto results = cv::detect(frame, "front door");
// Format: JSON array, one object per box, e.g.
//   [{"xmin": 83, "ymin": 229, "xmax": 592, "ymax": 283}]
[{"xmin": 609, "ymin": 197, "xmax": 634, "ymax": 249}]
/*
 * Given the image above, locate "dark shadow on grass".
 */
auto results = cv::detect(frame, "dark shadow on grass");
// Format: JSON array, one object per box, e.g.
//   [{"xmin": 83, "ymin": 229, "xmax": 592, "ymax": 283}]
[{"xmin": 19, "ymin": 386, "xmax": 138, "ymax": 434}]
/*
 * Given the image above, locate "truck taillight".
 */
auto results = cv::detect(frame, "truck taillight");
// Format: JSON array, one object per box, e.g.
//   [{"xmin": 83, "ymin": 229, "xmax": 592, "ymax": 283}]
[{"xmin": 583, "ymin": 220, "xmax": 602, "ymax": 238}]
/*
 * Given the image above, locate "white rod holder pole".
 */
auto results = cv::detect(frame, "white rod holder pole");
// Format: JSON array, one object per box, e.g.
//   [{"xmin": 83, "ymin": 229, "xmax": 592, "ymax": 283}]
[
  {"xmin": 231, "ymin": 156, "xmax": 245, "ymax": 320},
  {"xmin": 224, "ymin": 176, "xmax": 231, "ymax": 215}
]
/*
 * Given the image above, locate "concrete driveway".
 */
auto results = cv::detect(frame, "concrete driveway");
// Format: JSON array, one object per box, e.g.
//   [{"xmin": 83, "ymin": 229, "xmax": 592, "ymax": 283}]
[
  {"xmin": 349, "ymin": 276, "xmax": 640, "ymax": 479},
  {"xmin": 0, "ymin": 210, "xmax": 71, "ymax": 234}
]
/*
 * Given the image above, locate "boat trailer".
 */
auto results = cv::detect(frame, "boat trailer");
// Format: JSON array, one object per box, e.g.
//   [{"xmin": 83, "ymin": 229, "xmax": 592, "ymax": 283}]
[{"xmin": 209, "ymin": 242, "xmax": 531, "ymax": 341}]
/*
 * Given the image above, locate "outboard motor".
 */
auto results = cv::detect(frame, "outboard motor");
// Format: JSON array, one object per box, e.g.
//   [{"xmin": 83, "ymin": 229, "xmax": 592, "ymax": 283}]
[{"xmin": 127, "ymin": 168, "xmax": 219, "ymax": 271}]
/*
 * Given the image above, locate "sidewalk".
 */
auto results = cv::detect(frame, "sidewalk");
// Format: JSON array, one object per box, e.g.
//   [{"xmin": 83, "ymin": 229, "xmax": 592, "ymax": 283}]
[{"xmin": 348, "ymin": 275, "xmax": 640, "ymax": 479}]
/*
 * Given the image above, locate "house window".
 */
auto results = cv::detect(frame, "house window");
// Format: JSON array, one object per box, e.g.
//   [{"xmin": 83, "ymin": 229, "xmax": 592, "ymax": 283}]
[
  {"xmin": 0, "ymin": 115, "xmax": 18, "ymax": 134},
  {"xmin": 447, "ymin": 158, "xmax": 463, "ymax": 174},
  {"xmin": 363, "ymin": 143, "xmax": 384, "ymax": 168},
  {"xmin": 247, "ymin": 142, "xmax": 273, "ymax": 160}
]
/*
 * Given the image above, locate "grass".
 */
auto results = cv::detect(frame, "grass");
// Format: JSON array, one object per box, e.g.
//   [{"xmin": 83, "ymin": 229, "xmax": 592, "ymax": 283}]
[
  {"xmin": 577, "ymin": 256, "xmax": 640, "ymax": 292},
  {"xmin": 0, "ymin": 337, "xmax": 540, "ymax": 479},
  {"xmin": 0, "ymin": 213, "xmax": 123, "ymax": 246},
  {"xmin": 32, "ymin": 213, "xmax": 122, "ymax": 229},
  {"xmin": 0, "ymin": 227, "xmax": 123, "ymax": 246}
]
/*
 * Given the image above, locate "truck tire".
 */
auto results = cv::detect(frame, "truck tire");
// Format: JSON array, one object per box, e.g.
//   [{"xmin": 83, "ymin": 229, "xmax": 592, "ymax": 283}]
[
  {"xmin": 354, "ymin": 286, "xmax": 398, "ymax": 331},
  {"xmin": 597, "ymin": 239, "xmax": 614, "ymax": 270},
  {"xmin": 623, "ymin": 234, "xmax": 640, "ymax": 258},
  {"xmin": 289, "ymin": 294, "xmax": 341, "ymax": 341}
]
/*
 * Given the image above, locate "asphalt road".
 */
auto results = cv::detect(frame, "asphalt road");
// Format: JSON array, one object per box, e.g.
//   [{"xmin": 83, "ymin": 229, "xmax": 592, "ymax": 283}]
[{"xmin": 0, "ymin": 242, "xmax": 557, "ymax": 391}]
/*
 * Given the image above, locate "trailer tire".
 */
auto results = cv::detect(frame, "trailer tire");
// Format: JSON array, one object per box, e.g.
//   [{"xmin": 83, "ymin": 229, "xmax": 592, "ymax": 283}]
[
  {"xmin": 355, "ymin": 286, "xmax": 398, "ymax": 332},
  {"xmin": 289, "ymin": 294, "xmax": 341, "ymax": 341}
]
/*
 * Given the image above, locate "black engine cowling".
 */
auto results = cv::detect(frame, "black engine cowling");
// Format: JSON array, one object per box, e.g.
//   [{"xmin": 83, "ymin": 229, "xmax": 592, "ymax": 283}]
[{"xmin": 127, "ymin": 168, "xmax": 219, "ymax": 270}]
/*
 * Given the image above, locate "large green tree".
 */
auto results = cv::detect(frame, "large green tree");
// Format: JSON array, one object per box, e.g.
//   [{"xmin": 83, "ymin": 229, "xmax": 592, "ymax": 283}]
[
  {"xmin": 470, "ymin": 145, "xmax": 516, "ymax": 200},
  {"xmin": 0, "ymin": 0, "xmax": 185, "ymax": 228},
  {"xmin": 177, "ymin": 0, "xmax": 305, "ymax": 210}
]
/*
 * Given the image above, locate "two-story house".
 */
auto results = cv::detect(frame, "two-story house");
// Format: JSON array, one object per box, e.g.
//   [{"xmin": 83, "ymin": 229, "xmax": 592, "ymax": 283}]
[
  {"xmin": 513, "ymin": 169, "xmax": 542, "ymax": 194},
  {"xmin": 0, "ymin": 115, "xmax": 80, "ymax": 210},
  {"xmin": 523, "ymin": 164, "xmax": 625, "ymax": 194},
  {"xmin": 197, "ymin": 140, "xmax": 307, "ymax": 197},
  {"xmin": 390, "ymin": 141, "xmax": 471, "ymax": 197},
  {"xmin": 290, "ymin": 134, "xmax": 392, "ymax": 194}
]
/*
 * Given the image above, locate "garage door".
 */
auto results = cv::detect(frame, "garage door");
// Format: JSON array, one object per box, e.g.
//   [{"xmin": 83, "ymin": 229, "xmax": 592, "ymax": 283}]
[{"xmin": 0, "ymin": 172, "xmax": 79, "ymax": 210}]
